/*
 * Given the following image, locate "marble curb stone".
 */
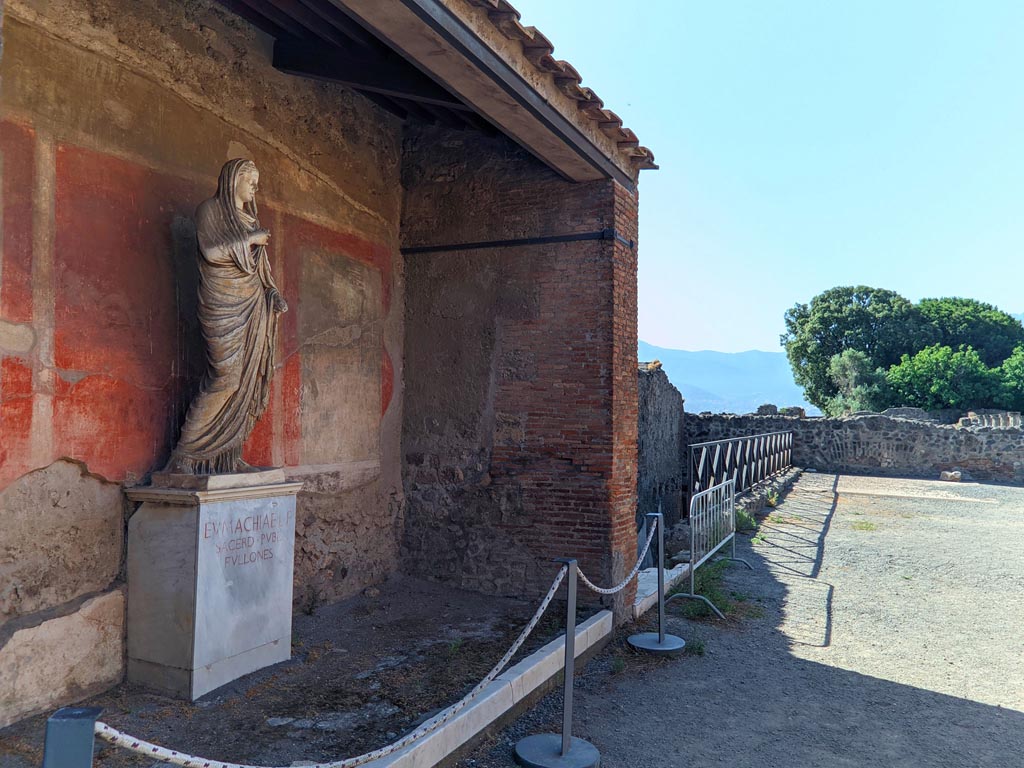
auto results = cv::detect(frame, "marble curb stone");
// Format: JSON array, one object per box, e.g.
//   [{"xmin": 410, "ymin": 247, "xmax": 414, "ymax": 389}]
[
  {"xmin": 632, "ymin": 564, "xmax": 690, "ymax": 620},
  {"xmin": 365, "ymin": 611, "xmax": 614, "ymax": 768}
]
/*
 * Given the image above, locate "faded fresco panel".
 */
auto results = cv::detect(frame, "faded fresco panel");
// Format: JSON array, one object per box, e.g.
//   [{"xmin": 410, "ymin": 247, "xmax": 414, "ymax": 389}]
[
  {"xmin": 298, "ymin": 248, "xmax": 382, "ymax": 465},
  {"xmin": 52, "ymin": 145, "xmax": 201, "ymax": 480},
  {"xmin": 0, "ymin": 121, "xmax": 37, "ymax": 488},
  {"xmin": 0, "ymin": 120, "xmax": 35, "ymax": 323}
]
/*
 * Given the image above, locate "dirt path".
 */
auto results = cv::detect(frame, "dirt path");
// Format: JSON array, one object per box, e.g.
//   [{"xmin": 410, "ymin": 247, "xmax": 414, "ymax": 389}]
[
  {"xmin": 0, "ymin": 577, "xmax": 567, "ymax": 768},
  {"xmin": 460, "ymin": 472, "xmax": 1024, "ymax": 767}
]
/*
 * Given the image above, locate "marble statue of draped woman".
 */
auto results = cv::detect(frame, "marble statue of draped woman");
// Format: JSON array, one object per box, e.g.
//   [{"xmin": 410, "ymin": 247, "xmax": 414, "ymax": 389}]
[{"xmin": 168, "ymin": 158, "xmax": 287, "ymax": 474}]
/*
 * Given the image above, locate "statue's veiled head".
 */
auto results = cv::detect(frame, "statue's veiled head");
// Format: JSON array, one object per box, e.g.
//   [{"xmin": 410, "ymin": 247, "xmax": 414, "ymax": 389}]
[{"xmin": 217, "ymin": 158, "xmax": 260, "ymax": 216}]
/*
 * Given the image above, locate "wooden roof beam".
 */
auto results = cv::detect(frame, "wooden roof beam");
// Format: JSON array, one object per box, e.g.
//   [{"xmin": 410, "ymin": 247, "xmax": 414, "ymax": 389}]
[{"xmin": 273, "ymin": 37, "xmax": 471, "ymax": 111}]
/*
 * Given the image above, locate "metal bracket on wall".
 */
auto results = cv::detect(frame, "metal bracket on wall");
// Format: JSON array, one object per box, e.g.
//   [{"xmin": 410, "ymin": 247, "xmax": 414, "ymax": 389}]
[{"xmin": 400, "ymin": 228, "xmax": 636, "ymax": 255}]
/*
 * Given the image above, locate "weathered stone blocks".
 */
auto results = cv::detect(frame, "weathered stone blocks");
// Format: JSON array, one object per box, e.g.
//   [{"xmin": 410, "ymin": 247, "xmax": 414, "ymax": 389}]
[
  {"xmin": 0, "ymin": 589, "xmax": 125, "ymax": 728},
  {"xmin": 638, "ymin": 364, "xmax": 684, "ymax": 528},
  {"xmin": 0, "ymin": 460, "xmax": 122, "ymax": 623}
]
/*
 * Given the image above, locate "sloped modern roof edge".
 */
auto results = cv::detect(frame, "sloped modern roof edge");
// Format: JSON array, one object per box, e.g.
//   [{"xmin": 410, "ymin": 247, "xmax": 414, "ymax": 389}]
[{"xmin": 332, "ymin": 0, "xmax": 656, "ymax": 187}]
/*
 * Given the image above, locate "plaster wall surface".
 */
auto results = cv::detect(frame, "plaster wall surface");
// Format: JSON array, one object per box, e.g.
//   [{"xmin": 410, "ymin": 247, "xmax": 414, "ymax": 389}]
[
  {"xmin": 686, "ymin": 413, "xmax": 1024, "ymax": 485},
  {"xmin": 0, "ymin": 0, "xmax": 406, "ymax": 722},
  {"xmin": 399, "ymin": 125, "xmax": 640, "ymax": 619}
]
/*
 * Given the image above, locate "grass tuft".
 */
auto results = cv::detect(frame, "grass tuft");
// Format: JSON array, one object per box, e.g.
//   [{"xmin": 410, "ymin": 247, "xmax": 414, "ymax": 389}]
[
  {"xmin": 684, "ymin": 638, "xmax": 706, "ymax": 656},
  {"xmin": 736, "ymin": 508, "xmax": 757, "ymax": 532},
  {"xmin": 670, "ymin": 559, "xmax": 734, "ymax": 619}
]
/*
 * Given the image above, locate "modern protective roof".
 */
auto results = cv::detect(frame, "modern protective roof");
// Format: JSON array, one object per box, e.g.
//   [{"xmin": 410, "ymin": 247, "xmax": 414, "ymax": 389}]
[{"xmin": 221, "ymin": 0, "xmax": 656, "ymax": 187}]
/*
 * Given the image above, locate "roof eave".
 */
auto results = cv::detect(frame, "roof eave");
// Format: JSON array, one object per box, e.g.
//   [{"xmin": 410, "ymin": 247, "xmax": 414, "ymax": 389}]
[{"xmin": 330, "ymin": 0, "xmax": 656, "ymax": 188}]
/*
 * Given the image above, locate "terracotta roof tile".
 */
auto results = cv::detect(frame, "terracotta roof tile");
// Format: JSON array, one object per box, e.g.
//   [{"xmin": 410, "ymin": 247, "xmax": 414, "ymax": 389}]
[{"xmin": 463, "ymin": 0, "xmax": 656, "ymax": 172}]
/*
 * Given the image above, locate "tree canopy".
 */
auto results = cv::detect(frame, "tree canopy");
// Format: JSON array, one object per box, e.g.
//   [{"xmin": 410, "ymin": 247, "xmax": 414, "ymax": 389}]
[
  {"xmin": 780, "ymin": 286, "xmax": 932, "ymax": 409},
  {"xmin": 823, "ymin": 349, "xmax": 890, "ymax": 417},
  {"xmin": 917, "ymin": 298, "xmax": 1024, "ymax": 367},
  {"xmin": 998, "ymin": 346, "xmax": 1024, "ymax": 412},
  {"xmin": 782, "ymin": 287, "xmax": 1024, "ymax": 414},
  {"xmin": 886, "ymin": 345, "xmax": 1000, "ymax": 412}
]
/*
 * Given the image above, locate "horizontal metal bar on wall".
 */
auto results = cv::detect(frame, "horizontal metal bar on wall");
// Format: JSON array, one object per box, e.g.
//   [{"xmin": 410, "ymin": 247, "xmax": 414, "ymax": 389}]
[{"xmin": 401, "ymin": 228, "xmax": 635, "ymax": 255}]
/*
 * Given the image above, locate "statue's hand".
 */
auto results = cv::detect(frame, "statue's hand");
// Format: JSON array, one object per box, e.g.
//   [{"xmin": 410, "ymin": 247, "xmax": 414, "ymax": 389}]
[
  {"xmin": 270, "ymin": 289, "xmax": 288, "ymax": 314},
  {"xmin": 250, "ymin": 229, "xmax": 271, "ymax": 247}
]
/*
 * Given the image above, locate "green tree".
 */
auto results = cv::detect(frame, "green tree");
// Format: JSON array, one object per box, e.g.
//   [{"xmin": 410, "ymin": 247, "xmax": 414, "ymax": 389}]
[
  {"xmin": 997, "ymin": 345, "xmax": 1024, "ymax": 411},
  {"xmin": 886, "ymin": 345, "xmax": 1000, "ymax": 411},
  {"xmin": 781, "ymin": 286, "xmax": 933, "ymax": 409},
  {"xmin": 917, "ymin": 297, "xmax": 1024, "ymax": 367},
  {"xmin": 823, "ymin": 349, "xmax": 891, "ymax": 416}
]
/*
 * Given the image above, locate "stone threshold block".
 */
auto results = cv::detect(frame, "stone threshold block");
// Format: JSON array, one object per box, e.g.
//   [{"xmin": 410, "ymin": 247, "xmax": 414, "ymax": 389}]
[{"xmin": 125, "ymin": 470, "xmax": 303, "ymax": 700}]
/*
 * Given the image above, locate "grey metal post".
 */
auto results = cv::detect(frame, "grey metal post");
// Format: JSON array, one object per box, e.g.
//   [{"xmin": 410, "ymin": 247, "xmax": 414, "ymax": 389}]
[
  {"xmin": 42, "ymin": 707, "xmax": 102, "ymax": 768},
  {"xmin": 514, "ymin": 561, "xmax": 599, "ymax": 768},
  {"xmin": 560, "ymin": 559, "xmax": 577, "ymax": 756},
  {"xmin": 628, "ymin": 512, "xmax": 686, "ymax": 657},
  {"xmin": 652, "ymin": 512, "xmax": 665, "ymax": 644}
]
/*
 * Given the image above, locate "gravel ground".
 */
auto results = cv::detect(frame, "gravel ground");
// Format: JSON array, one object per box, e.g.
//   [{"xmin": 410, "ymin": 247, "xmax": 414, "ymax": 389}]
[
  {"xmin": 459, "ymin": 472, "xmax": 1024, "ymax": 768},
  {"xmin": 0, "ymin": 576, "xmax": 569, "ymax": 768}
]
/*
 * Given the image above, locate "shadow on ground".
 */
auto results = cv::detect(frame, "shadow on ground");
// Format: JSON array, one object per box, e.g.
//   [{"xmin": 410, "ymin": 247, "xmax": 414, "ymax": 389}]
[{"xmin": 460, "ymin": 472, "xmax": 1024, "ymax": 768}]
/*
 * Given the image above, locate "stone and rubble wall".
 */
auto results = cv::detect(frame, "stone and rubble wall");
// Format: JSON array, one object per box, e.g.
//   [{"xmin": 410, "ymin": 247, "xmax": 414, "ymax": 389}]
[
  {"xmin": 0, "ymin": 0, "xmax": 405, "ymax": 725},
  {"xmin": 399, "ymin": 125, "xmax": 640, "ymax": 619},
  {"xmin": 685, "ymin": 413, "xmax": 1024, "ymax": 485},
  {"xmin": 959, "ymin": 410, "xmax": 1023, "ymax": 429},
  {"xmin": 637, "ymin": 364, "xmax": 684, "ymax": 529}
]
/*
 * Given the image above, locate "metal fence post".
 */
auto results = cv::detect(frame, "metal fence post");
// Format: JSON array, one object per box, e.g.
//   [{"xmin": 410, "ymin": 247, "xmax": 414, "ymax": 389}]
[
  {"xmin": 628, "ymin": 513, "xmax": 686, "ymax": 656},
  {"xmin": 42, "ymin": 707, "xmax": 102, "ymax": 768},
  {"xmin": 561, "ymin": 560, "xmax": 577, "ymax": 757},
  {"xmin": 514, "ymin": 560, "xmax": 599, "ymax": 768}
]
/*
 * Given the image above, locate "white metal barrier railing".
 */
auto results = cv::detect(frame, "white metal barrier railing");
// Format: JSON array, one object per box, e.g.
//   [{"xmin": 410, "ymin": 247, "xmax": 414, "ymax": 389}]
[{"xmin": 667, "ymin": 479, "xmax": 751, "ymax": 619}]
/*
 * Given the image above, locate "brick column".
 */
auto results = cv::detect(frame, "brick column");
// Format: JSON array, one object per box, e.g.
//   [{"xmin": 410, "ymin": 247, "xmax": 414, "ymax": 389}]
[{"xmin": 401, "ymin": 126, "xmax": 641, "ymax": 622}]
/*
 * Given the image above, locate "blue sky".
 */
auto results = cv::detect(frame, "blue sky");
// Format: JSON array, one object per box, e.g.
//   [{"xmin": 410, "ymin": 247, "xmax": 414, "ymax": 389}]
[{"xmin": 511, "ymin": 1, "xmax": 1024, "ymax": 352}]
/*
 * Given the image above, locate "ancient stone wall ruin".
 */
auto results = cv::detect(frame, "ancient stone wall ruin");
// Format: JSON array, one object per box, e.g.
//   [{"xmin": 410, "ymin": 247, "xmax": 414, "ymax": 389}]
[
  {"xmin": 637, "ymin": 364, "xmax": 684, "ymax": 528},
  {"xmin": 685, "ymin": 413, "xmax": 1024, "ymax": 485}
]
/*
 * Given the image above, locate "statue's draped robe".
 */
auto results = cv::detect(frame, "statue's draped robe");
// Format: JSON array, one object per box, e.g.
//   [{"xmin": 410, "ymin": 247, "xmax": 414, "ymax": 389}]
[{"xmin": 172, "ymin": 185, "xmax": 278, "ymax": 474}]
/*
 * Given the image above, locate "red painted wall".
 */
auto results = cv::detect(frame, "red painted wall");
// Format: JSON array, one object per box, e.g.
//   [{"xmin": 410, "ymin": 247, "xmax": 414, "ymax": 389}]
[
  {"xmin": 0, "ymin": 126, "xmax": 393, "ymax": 488},
  {"xmin": 0, "ymin": 121, "xmax": 38, "ymax": 487},
  {"xmin": 53, "ymin": 145, "xmax": 195, "ymax": 480}
]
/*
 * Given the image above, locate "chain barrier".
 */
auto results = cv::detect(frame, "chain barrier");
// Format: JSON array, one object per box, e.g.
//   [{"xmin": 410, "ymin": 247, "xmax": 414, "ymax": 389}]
[
  {"xmin": 576, "ymin": 516, "xmax": 658, "ymax": 595},
  {"xmin": 93, "ymin": 565, "xmax": 569, "ymax": 768}
]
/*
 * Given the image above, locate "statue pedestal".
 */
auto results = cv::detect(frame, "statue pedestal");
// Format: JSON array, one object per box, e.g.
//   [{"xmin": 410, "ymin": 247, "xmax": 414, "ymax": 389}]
[{"xmin": 125, "ymin": 469, "xmax": 302, "ymax": 700}]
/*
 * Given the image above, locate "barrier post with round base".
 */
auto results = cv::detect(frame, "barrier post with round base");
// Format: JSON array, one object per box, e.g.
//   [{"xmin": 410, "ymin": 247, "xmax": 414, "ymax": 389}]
[
  {"xmin": 514, "ymin": 734, "xmax": 601, "ymax": 768},
  {"xmin": 514, "ymin": 559, "xmax": 600, "ymax": 768},
  {"xmin": 628, "ymin": 512, "xmax": 686, "ymax": 657}
]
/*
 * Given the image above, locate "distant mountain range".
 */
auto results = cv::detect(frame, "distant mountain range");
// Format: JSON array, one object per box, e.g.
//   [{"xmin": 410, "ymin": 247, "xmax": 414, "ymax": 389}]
[{"xmin": 638, "ymin": 340, "xmax": 819, "ymax": 416}]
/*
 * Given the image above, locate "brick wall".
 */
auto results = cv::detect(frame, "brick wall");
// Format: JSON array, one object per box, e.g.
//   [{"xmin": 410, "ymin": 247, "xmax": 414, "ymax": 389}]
[{"xmin": 400, "ymin": 126, "xmax": 640, "ymax": 619}]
